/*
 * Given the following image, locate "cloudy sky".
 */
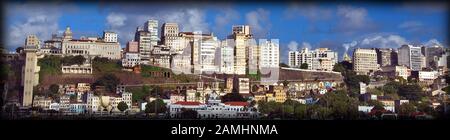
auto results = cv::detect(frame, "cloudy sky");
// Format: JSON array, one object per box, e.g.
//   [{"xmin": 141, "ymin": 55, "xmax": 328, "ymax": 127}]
[{"xmin": 5, "ymin": 1, "xmax": 448, "ymax": 63}]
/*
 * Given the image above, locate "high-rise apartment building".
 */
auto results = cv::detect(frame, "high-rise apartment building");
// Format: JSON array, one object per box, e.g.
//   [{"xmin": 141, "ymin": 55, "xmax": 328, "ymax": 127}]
[
  {"xmin": 353, "ymin": 48, "xmax": 379, "ymax": 75},
  {"xmin": 217, "ymin": 40, "xmax": 235, "ymax": 74},
  {"xmin": 375, "ymin": 48, "xmax": 397, "ymax": 66},
  {"xmin": 179, "ymin": 32, "xmax": 214, "ymax": 73},
  {"xmin": 248, "ymin": 39, "xmax": 259, "ymax": 74},
  {"xmin": 161, "ymin": 23, "xmax": 183, "ymax": 54},
  {"xmin": 144, "ymin": 20, "xmax": 159, "ymax": 47},
  {"xmin": 288, "ymin": 48, "xmax": 337, "ymax": 71},
  {"xmin": 196, "ymin": 37, "xmax": 220, "ymax": 73},
  {"xmin": 135, "ymin": 28, "xmax": 152, "ymax": 64},
  {"xmin": 259, "ymin": 39, "xmax": 279, "ymax": 68},
  {"xmin": 425, "ymin": 45, "xmax": 445, "ymax": 69},
  {"xmin": 231, "ymin": 25, "xmax": 252, "ymax": 75},
  {"xmin": 398, "ymin": 45, "xmax": 423, "ymax": 71}
]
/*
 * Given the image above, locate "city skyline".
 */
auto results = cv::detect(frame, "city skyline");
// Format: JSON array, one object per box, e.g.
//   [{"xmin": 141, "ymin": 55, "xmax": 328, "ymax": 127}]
[{"xmin": 5, "ymin": 1, "xmax": 448, "ymax": 63}]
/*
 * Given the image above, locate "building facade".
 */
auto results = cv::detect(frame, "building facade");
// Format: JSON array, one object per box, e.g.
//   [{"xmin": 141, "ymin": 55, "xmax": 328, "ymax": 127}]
[
  {"xmin": 375, "ymin": 48, "xmax": 397, "ymax": 66},
  {"xmin": 288, "ymin": 48, "xmax": 338, "ymax": 71},
  {"xmin": 61, "ymin": 27, "xmax": 121, "ymax": 59},
  {"xmin": 398, "ymin": 45, "xmax": 424, "ymax": 71},
  {"xmin": 259, "ymin": 39, "xmax": 279, "ymax": 69},
  {"xmin": 353, "ymin": 48, "xmax": 379, "ymax": 75}
]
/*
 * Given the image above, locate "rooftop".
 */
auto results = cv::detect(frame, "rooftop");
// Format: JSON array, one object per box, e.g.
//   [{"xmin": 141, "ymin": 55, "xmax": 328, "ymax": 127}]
[
  {"xmin": 174, "ymin": 101, "xmax": 203, "ymax": 106},
  {"xmin": 224, "ymin": 101, "xmax": 249, "ymax": 106}
]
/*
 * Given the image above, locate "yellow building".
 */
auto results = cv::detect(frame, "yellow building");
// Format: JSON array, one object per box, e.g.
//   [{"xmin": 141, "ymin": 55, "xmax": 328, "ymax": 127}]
[
  {"xmin": 266, "ymin": 93, "xmax": 275, "ymax": 102},
  {"xmin": 274, "ymin": 84, "xmax": 287, "ymax": 103},
  {"xmin": 353, "ymin": 48, "xmax": 379, "ymax": 75},
  {"xmin": 253, "ymin": 93, "xmax": 266, "ymax": 103}
]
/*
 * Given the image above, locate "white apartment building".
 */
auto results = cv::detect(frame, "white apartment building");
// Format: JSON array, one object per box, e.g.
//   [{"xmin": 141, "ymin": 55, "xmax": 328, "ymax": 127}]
[
  {"xmin": 247, "ymin": 39, "xmax": 259, "ymax": 74},
  {"xmin": 171, "ymin": 53, "xmax": 192, "ymax": 74},
  {"xmin": 238, "ymin": 78, "xmax": 250, "ymax": 94},
  {"xmin": 288, "ymin": 48, "xmax": 338, "ymax": 71},
  {"xmin": 86, "ymin": 92, "xmax": 100, "ymax": 113},
  {"xmin": 259, "ymin": 39, "xmax": 279, "ymax": 68},
  {"xmin": 59, "ymin": 95, "xmax": 70, "ymax": 111},
  {"xmin": 144, "ymin": 20, "xmax": 159, "ymax": 47},
  {"xmin": 161, "ymin": 23, "xmax": 183, "ymax": 54},
  {"xmin": 121, "ymin": 92, "xmax": 133, "ymax": 109},
  {"xmin": 353, "ymin": 48, "xmax": 379, "ymax": 75},
  {"xmin": 103, "ymin": 31, "xmax": 118, "ymax": 43},
  {"xmin": 217, "ymin": 40, "xmax": 235, "ymax": 74},
  {"xmin": 419, "ymin": 71, "xmax": 438, "ymax": 81},
  {"xmin": 135, "ymin": 30, "xmax": 152, "ymax": 64},
  {"xmin": 122, "ymin": 52, "xmax": 140, "ymax": 68},
  {"xmin": 197, "ymin": 37, "xmax": 220, "ymax": 74},
  {"xmin": 32, "ymin": 96, "xmax": 52, "ymax": 109},
  {"xmin": 398, "ymin": 45, "xmax": 424, "ymax": 71}
]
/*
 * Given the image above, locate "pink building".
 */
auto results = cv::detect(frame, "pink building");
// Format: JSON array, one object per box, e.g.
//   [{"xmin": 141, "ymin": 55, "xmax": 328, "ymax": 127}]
[{"xmin": 126, "ymin": 41, "xmax": 139, "ymax": 53}]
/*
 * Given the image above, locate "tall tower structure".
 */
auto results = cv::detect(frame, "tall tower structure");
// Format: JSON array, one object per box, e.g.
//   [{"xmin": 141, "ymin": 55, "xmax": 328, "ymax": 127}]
[{"xmin": 22, "ymin": 46, "xmax": 40, "ymax": 107}]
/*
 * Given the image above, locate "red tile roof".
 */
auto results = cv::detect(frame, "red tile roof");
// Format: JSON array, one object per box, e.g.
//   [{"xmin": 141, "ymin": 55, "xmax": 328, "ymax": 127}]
[
  {"xmin": 174, "ymin": 101, "xmax": 202, "ymax": 106},
  {"xmin": 224, "ymin": 101, "xmax": 248, "ymax": 106}
]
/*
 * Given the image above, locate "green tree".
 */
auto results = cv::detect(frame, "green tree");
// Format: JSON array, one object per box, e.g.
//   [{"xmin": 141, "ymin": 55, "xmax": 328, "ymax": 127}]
[
  {"xmin": 145, "ymin": 99, "xmax": 167, "ymax": 114},
  {"xmin": 72, "ymin": 55, "xmax": 86, "ymax": 65},
  {"xmin": 332, "ymin": 63, "xmax": 345, "ymax": 73},
  {"xmin": 282, "ymin": 80, "xmax": 289, "ymax": 87},
  {"xmin": 318, "ymin": 90, "xmax": 359, "ymax": 119},
  {"xmin": 300, "ymin": 63, "xmax": 308, "ymax": 69},
  {"xmin": 221, "ymin": 92, "xmax": 245, "ymax": 102},
  {"xmin": 117, "ymin": 101, "xmax": 129, "ymax": 113},
  {"xmin": 367, "ymin": 88, "xmax": 383, "ymax": 96},
  {"xmin": 294, "ymin": 104, "xmax": 308, "ymax": 119},
  {"xmin": 180, "ymin": 109, "xmax": 198, "ymax": 119},
  {"xmin": 279, "ymin": 63, "xmax": 289, "ymax": 67},
  {"xmin": 398, "ymin": 84, "xmax": 423, "ymax": 101},
  {"xmin": 151, "ymin": 86, "xmax": 163, "ymax": 97},
  {"xmin": 367, "ymin": 100, "xmax": 385, "ymax": 111},
  {"xmin": 383, "ymin": 81, "xmax": 402, "ymax": 95},
  {"xmin": 49, "ymin": 84, "xmax": 59, "ymax": 95},
  {"xmin": 398, "ymin": 103, "xmax": 415, "ymax": 116},
  {"xmin": 130, "ymin": 85, "xmax": 151, "ymax": 102},
  {"xmin": 93, "ymin": 73, "xmax": 121, "ymax": 93}
]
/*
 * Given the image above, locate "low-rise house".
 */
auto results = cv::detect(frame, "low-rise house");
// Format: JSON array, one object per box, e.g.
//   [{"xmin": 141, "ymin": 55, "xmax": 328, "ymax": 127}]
[{"xmin": 33, "ymin": 96, "xmax": 52, "ymax": 110}]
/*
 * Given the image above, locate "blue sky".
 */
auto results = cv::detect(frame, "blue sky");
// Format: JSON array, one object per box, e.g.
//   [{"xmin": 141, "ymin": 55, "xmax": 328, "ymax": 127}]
[{"xmin": 5, "ymin": 1, "xmax": 448, "ymax": 63}]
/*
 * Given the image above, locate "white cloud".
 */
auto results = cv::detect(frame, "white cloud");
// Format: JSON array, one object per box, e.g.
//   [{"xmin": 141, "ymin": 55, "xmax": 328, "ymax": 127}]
[
  {"xmin": 399, "ymin": 21, "xmax": 422, "ymax": 29},
  {"xmin": 398, "ymin": 21, "xmax": 424, "ymax": 33},
  {"xmin": 215, "ymin": 8, "xmax": 239, "ymax": 28},
  {"xmin": 359, "ymin": 34, "xmax": 408, "ymax": 48},
  {"xmin": 246, "ymin": 8, "xmax": 271, "ymax": 38},
  {"xmin": 106, "ymin": 12, "xmax": 127, "ymax": 28},
  {"xmin": 424, "ymin": 38, "xmax": 442, "ymax": 47},
  {"xmin": 105, "ymin": 8, "xmax": 210, "ymax": 45},
  {"xmin": 287, "ymin": 41, "xmax": 298, "ymax": 52},
  {"xmin": 342, "ymin": 41, "xmax": 357, "ymax": 53},
  {"xmin": 301, "ymin": 42, "xmax": 312, "ymax": 49},
  {"xmin": 6, "ymin": 2, "xmax": 79, "ymax": 50},
  {"xmin": 8, "ymin": 10, "xmax": 60, "ymax": 49},
  {"xmin": 337, "ymin": 5, "xmax": 368, "ymax": 28},
  {"xmin": 285, "ymin": 3, "xmax": 332, "ymax": 21}
]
